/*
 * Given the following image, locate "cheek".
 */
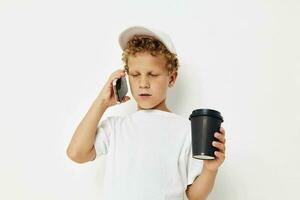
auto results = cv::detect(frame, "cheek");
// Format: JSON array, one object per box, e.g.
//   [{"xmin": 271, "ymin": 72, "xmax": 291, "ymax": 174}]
[
  {"xmin": 128, "ymin": 79, "xmax": 139, "ymax": 94},
  {"xmin": 151, "ymin": 80, "xmax": 169, "ymax": 93},
  {"xmin": 128, "ymin": 79, "xmax": 136, "ymax": 88}
]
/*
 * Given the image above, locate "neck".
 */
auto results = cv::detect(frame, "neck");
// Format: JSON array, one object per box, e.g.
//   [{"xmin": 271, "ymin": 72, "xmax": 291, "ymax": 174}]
[{"xmin": 137, "ymin": 98, "xmax": 171, "ymax": 112}]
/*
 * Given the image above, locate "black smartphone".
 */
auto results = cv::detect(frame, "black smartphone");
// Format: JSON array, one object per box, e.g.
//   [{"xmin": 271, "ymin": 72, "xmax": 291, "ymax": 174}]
[{"xmin": 113, "ymin": 76, "xmax": 128, "ymax": 104}]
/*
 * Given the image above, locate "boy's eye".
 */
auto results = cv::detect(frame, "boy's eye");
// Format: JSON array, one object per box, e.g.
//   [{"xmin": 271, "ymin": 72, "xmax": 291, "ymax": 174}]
[{"xmin": 130, "ymin": 74, "xmax": 159, "ymax": 77}]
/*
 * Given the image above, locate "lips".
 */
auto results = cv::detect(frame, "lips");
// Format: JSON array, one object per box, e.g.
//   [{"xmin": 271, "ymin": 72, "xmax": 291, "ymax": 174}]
[{"xmin": 139, "ymin": 93, "xmax": 152, "ymax": 96}]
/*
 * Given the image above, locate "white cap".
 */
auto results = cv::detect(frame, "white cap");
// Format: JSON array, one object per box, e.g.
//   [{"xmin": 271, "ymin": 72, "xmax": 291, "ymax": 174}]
[{"xmin": 118, "ymin": 25, "xmax": 177, "ymax": 54}]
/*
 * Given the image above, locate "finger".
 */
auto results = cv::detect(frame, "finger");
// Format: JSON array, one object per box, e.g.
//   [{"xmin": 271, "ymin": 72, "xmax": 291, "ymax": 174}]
[
  {"xmin": 124, "ymin": 96, "xmax": 130, "ymax": 101},
  {"xmin": 219, "ymin": 127, "xmax": 225, "ymax": 135},
  {"xmin": 116, "ymin": 72, "xmax": 125, "ymax": 78},
  {"xmin": 112, "ymin": 73, "xmax": 125, "ymax": 82},
  {"xmin": 121, "ymin": 96, "xmax": 130, "ymax": 102},
  {"xmin": 111, "ymin": 70, "xmax": 126, "ymax": 79},
  {"xmin": 213, "ymin": 141, "xmax": 226, "ymax": 153},
  {"xmin": 119, "ymin": 69, "xmax": 126, "ymax": 74},
  {"xmin": 214, "ymin": 151, "xmax": 226, "ymax": 159},
  {"xmin": 120, "ymin": 70, "xmax": 126, "ymax": 75},
  {"xmin": 214, "ymin": 132, "xmax": 226, "ymax": 144}
]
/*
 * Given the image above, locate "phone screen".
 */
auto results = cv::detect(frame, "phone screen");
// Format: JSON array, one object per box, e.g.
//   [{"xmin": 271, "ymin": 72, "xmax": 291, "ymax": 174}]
[{"xmin": 115, "ymin": 76, "xmax": 128, "ymax": 102}]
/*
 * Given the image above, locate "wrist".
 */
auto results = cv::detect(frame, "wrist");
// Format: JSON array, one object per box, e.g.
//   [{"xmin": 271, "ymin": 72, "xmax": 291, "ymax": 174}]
[
  {"xmin": 203, "ymin": 166, "xmax": 219, "ymax": 174},
  {"xmin": 94, "ymin": 96, "xmax": 109, "ymax": 108}
]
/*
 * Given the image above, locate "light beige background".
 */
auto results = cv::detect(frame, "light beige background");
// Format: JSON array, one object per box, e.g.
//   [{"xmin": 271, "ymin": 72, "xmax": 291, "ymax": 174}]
[{"xmin": 0, "ymin": 0, "xmax": 299, "ymax": 199}]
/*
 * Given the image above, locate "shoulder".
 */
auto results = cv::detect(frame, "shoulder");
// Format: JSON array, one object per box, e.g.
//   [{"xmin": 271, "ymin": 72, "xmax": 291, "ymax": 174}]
[{"xmin": 99, "ymin": 115, "xmax": 126, "ymax": 127}]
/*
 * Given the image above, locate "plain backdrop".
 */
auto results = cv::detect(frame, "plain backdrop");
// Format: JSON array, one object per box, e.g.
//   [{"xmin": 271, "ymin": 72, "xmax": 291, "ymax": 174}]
[{"xmin": 0, "ymin": 0, "xmax": 299, "ymax": 199}]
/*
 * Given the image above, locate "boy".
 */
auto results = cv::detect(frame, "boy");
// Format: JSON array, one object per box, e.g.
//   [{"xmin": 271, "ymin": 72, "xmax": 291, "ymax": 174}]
[{"xmin": 66, "ymin": 25, "xmax": 226, "ymax": 200}]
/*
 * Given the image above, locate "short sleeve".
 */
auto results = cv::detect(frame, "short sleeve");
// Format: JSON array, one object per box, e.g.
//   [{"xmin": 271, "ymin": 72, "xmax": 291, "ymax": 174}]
[
  {"xmin": 94, "ymin": 116, "xmax": 115, "ymax": 158},
  {"xmin": 186, "ymin": 132, "xmax": 203, "ymax": 186}
]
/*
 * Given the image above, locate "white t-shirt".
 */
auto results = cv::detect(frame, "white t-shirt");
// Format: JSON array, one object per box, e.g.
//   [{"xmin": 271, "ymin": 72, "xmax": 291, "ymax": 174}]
[{"xmin": 94, "ymin": 109, "xmax": 203, "ymax": 200}]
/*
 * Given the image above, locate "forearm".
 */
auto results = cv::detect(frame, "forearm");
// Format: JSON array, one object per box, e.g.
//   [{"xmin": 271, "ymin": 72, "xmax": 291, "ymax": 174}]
[
  {"xmin": 188, "ymin": 167, "xmax": 218, "ymax": 200},
  {"xmin": 67, "ymin": 95, "xmax": 108, "ymax": 157}
]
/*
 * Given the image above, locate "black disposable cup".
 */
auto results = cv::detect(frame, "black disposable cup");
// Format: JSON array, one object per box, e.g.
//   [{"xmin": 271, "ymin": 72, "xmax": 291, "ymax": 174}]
[{"xmin": 189, "ymin": 109, "xmax": 224, "ymax": 160}]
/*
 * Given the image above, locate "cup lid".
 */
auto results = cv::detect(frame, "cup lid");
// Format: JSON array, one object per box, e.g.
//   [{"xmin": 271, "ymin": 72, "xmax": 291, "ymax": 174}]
[{"xmin": 189, "ymin": 108, "xmax": 224, "ymax": 122}]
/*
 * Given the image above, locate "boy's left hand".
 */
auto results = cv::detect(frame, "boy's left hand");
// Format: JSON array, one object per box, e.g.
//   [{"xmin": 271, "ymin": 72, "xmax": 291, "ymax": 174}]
[{"xmin": 203, "ymin": 127, "xmax": 226, "ymax": 172}]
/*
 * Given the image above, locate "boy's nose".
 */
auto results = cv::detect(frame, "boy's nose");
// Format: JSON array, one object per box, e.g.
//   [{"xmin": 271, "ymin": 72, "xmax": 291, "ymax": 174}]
[
  {"xmin": 139, "ymin": 78, "xmax": 150, "ymax": 88},
  {"xmin": 139, "ymin": 83, "xmax": 150, "ymax": 88}
]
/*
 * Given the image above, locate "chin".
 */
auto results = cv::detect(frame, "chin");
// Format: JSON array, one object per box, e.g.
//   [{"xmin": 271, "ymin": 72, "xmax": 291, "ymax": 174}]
[
  {"xmin": 138, "ymin": 99, "xmax": 164, "ymax": 110},
  {"xmin": 136, "ymin": 100, "xmax": 156, "ymax": 108},
  {"xmin": 138, "ymin": 103, "xmax": 155, "ymax": 109}
]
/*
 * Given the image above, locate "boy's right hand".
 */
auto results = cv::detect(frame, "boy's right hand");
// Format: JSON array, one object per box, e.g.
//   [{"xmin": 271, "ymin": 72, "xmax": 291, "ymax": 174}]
[{"xmin": 97, "ymin": 69, "xmax": 131, "ymax": 108}]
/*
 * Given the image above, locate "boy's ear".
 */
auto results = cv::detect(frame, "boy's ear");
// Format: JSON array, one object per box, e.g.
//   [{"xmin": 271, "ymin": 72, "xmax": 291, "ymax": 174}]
[{"xmin": 169, "ymin": 71, "xmax": 178, "ymax": 87}]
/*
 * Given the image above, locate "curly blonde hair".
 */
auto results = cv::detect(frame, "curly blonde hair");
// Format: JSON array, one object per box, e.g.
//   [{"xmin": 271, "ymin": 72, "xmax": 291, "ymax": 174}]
[{"xmin": 121, "ymin": 35, "xmax": 179, "ymax": 75}]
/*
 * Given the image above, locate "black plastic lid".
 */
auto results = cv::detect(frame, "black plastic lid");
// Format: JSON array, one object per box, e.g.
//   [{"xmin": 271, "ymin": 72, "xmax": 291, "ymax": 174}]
[{"xmin": 189, "ymin": 108, "xmax": 224, "ymax": 122}]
